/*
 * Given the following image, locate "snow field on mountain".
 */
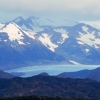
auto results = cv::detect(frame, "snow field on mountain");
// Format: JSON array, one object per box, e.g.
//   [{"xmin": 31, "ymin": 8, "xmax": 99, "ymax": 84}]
[
  {"xmin": 38, "ymin": 33, "xmax": 58, "ymax": 52},
  {"xmin": 0, "ymin": 22, "xmax": 35, "ymax": 45}
]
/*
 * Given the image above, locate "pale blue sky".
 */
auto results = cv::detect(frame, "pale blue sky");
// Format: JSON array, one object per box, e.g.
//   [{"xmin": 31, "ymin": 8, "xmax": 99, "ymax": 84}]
[{"xmin": 0, "ymin": 0, "xmax": 100, "ymax": 23}]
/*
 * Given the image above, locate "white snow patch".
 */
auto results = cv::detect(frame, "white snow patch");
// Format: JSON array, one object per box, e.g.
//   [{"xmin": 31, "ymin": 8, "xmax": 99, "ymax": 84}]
[
  {"xmin": 78, "ymin": 32, "xmax": 100, "ymax": 47},
  {"xmin": 14, "ymin": 23, "xmax": 35, "ymax": 39},
  {"xmin": 86, "ymin": 49, "xmax": 89, "ymax": 52},
  {"xmin": 18, "ymin": 40, "xmax": 25, "ymax": 45},
  {"xmin": 0, "ymin": 23, "xmax": 24, "ymax": 42},
  {"xmin": 77, "ymin": 32, "xmax": 95, "ymax": 46},
  {"xmin": 94, "ymin": 39, "xmax": 100, "ymax": 44},
  {"xmin": 77, "ymin": 41, "xmax": 84, "ymax": 45},
  {"xmin": 61, "ymin": 34, "xmax": 69, "ymax": 43},
  {"xmin": 4, "ymin": 40, "xmax": 7, "ymax": 42},
  {"xmin": 82, "ymin": 26, "xmax": 88, "ymax": 32},
  {"xmin": 38, "ymin": 33, "xmax": 58, "ymax": 52},
  {"xmin": 0, "ymin": 23, "xmax": 35, "ymax": 45},
  {"xmin": 54, "ymin": 28, "xmax": 67, "ymax": 33},
  {"xmin": 69, "ymin": 60, "xmax": 81, "ymax": 65},
  {"xmin": 94, "ymin": 44, "xmax": 99, "ymax": 49},
  {"xmin": 54, "ymin": 28, "xmax": 69, "ymax": 43},
  {"xmin": 57, "ymin": 42, "xmax": 61, "ymax": 43}
]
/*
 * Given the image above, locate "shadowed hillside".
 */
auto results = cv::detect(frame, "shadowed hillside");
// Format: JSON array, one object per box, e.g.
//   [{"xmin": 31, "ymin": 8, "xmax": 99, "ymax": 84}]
[{"xmin": 0, "ymin": 75, "xmax": 100, "ymax": 99}]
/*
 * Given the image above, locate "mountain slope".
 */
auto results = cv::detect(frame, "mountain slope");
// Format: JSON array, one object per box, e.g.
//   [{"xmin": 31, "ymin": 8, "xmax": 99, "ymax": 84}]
[
  {"xmin": 0, "ymin": 70, "xmax": 13, "ymax": 79},
  {"xmin": 35, "ymin": 26, "xmax": 68, "ymax": 52},
  {"xmin": 87, "ymin": 72, "xmax": 100, "ymax": 82},
  {"xmin": 55, "ymin": 37, "xmax": 100, "ymax": 64},
  {"xmin": 0, "ymin": 22, "xmax": 68, "ymax": 70},
  {"xmin": 32, "ymin": 22, "xmax": 100, "ymax": 64},
  {"xmin": 56, "ymin": 23, "xmax": 100, "ymax": 64},
  {"xmin": 56, "ymin": 67, "xmax": 100, "ymax": 79},
  {"xmin": 56, "ymin": 23, "xmax": 100, "ymax": 52}
]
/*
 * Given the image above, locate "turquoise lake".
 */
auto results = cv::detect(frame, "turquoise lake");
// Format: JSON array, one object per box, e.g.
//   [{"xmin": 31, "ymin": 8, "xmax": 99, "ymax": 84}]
[{"xmin": 7, "ymin": 65, "xmax": 100, "ymax": 77}]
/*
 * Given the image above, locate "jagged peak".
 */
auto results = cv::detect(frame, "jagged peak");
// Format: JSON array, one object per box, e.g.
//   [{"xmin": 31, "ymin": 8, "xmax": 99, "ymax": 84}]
[
  {"xmin": 26, "ymin": 16, "xmax": 39, "ymax": 26},
  {"xmin": 0, "ymin": 22, "xmax": 35, "ymax": 42},
  {"xmin": 2, "ymin": 22, "xmax": 21, "ymax": 30},
  {"xmin": 12, "ymin": 16, "xmax": 25, "ymax": 23}
]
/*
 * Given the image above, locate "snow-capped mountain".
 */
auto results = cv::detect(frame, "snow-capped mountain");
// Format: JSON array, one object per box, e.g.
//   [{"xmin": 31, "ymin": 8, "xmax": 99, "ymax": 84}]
[
  {"xmin": 35, "ymin": 26, "xmax": 69, "ymax": 52},
  {"xmin": 9, "ymin": 16, "xmax": 35, "ymax": 31},
  {"xmin": 8, "ymin": 16, "xmax": 53, "ymax": 31},
  {"xmin": 61, "ymin": 23, "xmax": 100, "ymax": 47},
  {"xmin": 2, "ymin": 16, "xmax": 100, "ymax": 65},
  {"xmin": 34, "ymin": 23, "xmax": 100, "ymax": 64},
  {"xmin": 0, "ymin": 22, "xmax": 35, "ymax": 44},
  {"xmin": 0, "ymin": 22, "xmax": 69, "ymax": 70},
  {"xmin": 55, "ymin": 37, "xmax": 100, "ymax": 64}
]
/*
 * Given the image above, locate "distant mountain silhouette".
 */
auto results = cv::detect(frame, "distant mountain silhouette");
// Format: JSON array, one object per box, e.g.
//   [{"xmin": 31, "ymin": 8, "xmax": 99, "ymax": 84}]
[
  {"xmin": 57, "ymin": 67, "xmax": 100, "ymax": 79},
  {"xmin": 38, "ymin": 72, "xmax": 50, "ymax": 76},
  {"xmin": 87, "ymin": 72, "xmax": 100, "ymax": 82},
  {"xmin": 56, "ymin": 72, "xmax": 69, "ymax": 78},
  {"xmin": 0, "ymin": 70, "xmax": 13, "ymax": 79}
]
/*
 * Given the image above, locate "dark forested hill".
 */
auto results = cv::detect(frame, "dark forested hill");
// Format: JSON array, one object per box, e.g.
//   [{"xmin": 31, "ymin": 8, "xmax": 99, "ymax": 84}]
[
  {"xmin": 0, "ymin": 75, "xmax": 100, "ymax": 99},
  {"xmin": 0, "ymin": 95, "xmax": 94, "ymax": 100}
]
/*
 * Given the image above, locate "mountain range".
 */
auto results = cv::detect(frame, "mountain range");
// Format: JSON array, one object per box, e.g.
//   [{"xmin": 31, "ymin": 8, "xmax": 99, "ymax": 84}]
[
  {"xmin": 56, "ymin": 67, "xmax": 100, "ymax": 81},
  {"xmin": 1, "ymin": 16, "xmax": 100, "ymax": 70},
  {"xmin": 0, "ymin": 22, "xmax": 67, "ymax": 70},
  {"xmin": 7, "ymin": 67, "xmax": 100, "ymax": 82},
  {"xmin": 9, "ymin": 16, "xmax": 100, "ymax": 64}
]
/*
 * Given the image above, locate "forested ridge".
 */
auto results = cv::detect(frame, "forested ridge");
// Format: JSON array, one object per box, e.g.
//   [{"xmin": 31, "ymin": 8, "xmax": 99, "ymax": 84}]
[
  {"xmin": 0, "ymin": 75, "xmax": 100, "ymax": 99},
  {"xmin": 0, "ymin": 95, "xmax": 95, "ymax": 100}
]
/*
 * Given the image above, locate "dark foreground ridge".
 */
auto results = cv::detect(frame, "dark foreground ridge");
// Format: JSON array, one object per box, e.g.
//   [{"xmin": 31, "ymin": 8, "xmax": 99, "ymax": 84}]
[
  {"xmin": 0, "ymin": 75, "xmax": 100, "ymax": 98},
  {"xmin": 0, "ymin": 95, "xmax": 95, "ymax": 100}
]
